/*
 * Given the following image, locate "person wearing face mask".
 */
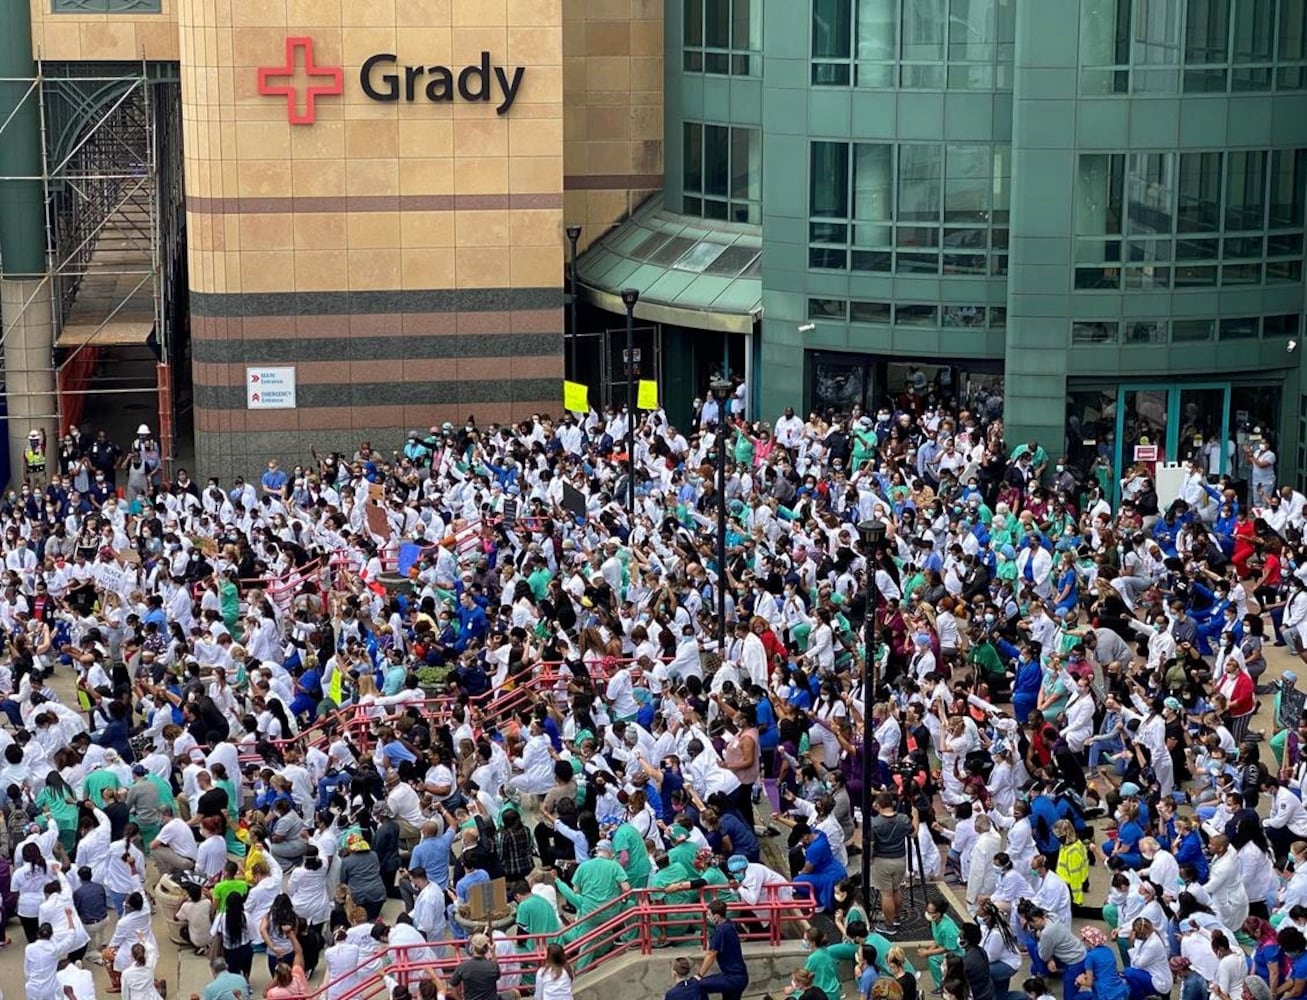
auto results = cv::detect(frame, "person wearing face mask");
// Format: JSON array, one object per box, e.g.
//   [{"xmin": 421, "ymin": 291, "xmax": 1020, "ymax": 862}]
[
  {"xmin": 916, "ymin": 898, "xmax": 963, "ymax": 990},
  {"xmin": 1205, "ymin": 834, "xmax": 1251, "ymax": 932}
]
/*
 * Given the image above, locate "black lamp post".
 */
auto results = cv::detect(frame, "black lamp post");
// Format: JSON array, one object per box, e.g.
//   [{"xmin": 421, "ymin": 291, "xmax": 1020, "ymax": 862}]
[
  {"xmin": 565, "ymin": 225, "xmax": 582, "ymax": 379},
  {"xmin": 621, "ymin": 288, "xmax": 639, "ymax": 516},
  {"xmin": 711, "ymin": 377, "xmax": 734, "ymax": 650},
  {"xmin": 857, "ymin": 518, "xmax": 887, "ymax": 897}
]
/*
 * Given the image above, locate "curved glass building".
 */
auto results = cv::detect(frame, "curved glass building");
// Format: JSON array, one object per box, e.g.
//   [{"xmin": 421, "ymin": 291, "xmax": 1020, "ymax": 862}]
[{"xmin": 579, "ymin": 0, "xmax": 1307, "ymax": 492}]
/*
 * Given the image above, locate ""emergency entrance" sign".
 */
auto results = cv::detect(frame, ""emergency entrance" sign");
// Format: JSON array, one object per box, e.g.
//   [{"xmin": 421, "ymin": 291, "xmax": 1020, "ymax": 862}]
[{"xmin": 247, "ymin": 367, "xmax": 297, "ymax": 409}]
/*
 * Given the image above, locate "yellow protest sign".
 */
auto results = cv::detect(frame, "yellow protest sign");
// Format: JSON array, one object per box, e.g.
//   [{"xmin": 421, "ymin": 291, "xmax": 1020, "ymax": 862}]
[
  {"xmin": 637, "ymin": 380, "xmax": 658, "ymax": 410},
  {"xmin": 563, "ymin": 380, "xmax": 589, "ymax": 413},
  {"xmin": 328, "ymin": 668, "xmax": 343, "ymax": 705}
]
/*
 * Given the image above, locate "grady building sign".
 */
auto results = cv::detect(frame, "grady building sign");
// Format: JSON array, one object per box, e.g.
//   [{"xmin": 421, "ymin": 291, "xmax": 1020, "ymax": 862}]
[{"xmin": 257, "ymin": 37, "xmax": 527, "ymax": 125}]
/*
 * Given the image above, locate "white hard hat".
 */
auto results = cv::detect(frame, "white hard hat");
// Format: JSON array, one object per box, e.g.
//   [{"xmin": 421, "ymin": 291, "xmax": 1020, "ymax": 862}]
[
  {"xmin": 27, "ymin": 430, "xmax": 39, "ymax": 438},
  {"xmin": 136, "ymin": 424, "xmax": 150, "ymax": 435}
]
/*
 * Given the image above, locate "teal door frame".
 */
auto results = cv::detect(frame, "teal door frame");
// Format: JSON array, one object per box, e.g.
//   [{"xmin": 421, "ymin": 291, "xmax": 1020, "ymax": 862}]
[{"xmin": 1113, "ymin": 381, "xmax": 1232, "ymax": 495}]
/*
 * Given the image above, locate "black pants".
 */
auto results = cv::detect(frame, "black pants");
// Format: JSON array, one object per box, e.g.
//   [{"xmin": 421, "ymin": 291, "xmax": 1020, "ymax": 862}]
[
  {"xmin": 732, "ymin": 783, "xmax": 755, "ymax": 829},
  {"xmin": 19, "ymin": 915, "xmax": 38, "ymax": 943},
  {"xmin": 361, "ymin": 897, "xmax": 384, "ymax": 921},
  {"xmin": 225, "ymin": 942, "xmax": 254, "ymax": 978}
]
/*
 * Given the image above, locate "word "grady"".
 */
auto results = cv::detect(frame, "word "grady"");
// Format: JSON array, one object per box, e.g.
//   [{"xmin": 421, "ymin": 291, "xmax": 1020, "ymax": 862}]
[{"xmin": 361, "ymin": 52, "xmax": 526, "ymax": 114}]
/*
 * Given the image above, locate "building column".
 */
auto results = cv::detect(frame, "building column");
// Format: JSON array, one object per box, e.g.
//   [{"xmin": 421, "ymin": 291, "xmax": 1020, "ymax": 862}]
[{"xmin": 0, "ymin": 0, "xmax": 58, "ymax": 486}]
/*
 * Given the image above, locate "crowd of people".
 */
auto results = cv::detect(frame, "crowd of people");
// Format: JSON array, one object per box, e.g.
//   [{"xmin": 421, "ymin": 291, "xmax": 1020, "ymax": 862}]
[{"xmin": 0, "ymin": 380, "xmax": 1302, "ymax": 1000}]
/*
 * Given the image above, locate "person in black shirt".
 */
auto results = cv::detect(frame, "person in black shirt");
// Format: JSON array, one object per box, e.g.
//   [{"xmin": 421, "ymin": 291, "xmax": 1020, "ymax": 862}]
[
  {"xmin": 960, "ymin": 921, "xmax": 997, "ymax": 1000},
  {"xmin": 696, "ymin": 900, "xmax": 749, "ymax": 1000}
]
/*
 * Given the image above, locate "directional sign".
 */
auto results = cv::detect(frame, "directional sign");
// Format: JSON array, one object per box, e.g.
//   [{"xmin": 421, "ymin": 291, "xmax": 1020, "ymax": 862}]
[{"xmin": 247, "ymin": 367, "xmax": 297, "ymax": 409}]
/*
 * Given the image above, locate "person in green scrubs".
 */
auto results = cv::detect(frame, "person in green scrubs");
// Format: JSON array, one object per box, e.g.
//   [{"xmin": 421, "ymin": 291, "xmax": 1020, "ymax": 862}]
[
  {"xmin": 917, "ymin": 897, "xmax": 963, "ymax": 987},
  {"xmin": 609, "ymin": 816, "xmax": 652, "ymax": 889},
  {"xmin": 83, "ymin": 760, "xmax": 121, "ymax": 810},
  {"xmin": 34, "ymin": 771, "xmax": 79, "ymax": 851},
  {"xmin": 511, "ymin": 879, "xmax": 561, "ymax": 952},
  {"xmin": 556, "ymin": 841, "xmax": 632, "ymax": 967},
  {"xmin": 800, "ymin": 925, "xmax": 859, "ymax": 1000}
]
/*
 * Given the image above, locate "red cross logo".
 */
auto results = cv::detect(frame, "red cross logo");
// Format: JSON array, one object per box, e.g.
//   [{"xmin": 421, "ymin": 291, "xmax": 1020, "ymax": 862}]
[{"xmin": 257, "ymin": 37, "xmax": 343, "ymax": 126}]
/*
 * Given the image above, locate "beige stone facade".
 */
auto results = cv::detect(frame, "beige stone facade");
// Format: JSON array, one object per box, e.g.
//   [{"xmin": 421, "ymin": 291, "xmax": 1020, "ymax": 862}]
[{"xmin": 25, "ymin": 0, "xmax": 661, "ymax": 476}]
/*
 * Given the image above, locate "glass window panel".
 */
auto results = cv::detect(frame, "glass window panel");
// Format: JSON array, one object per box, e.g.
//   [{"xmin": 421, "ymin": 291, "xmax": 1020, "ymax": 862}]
[
  {"xmin": 992, "ymin": 227, "xmax": 1010, "ymax": 249},
  {"xmin": 1174, "ymin": 264, "xmax": 1218, "ymax": 285},
  {"xmin": 813, "ymin": 0, "xmax": 852, "ymax": 58},
  {"xmin": 854, "ymin": 223, "xmax": 892, "ymax": 246},
  {"xmin": 1126, "ymin": 320, "xmax": 1167, "ymax": 342},
  {"xmin": 1270, "ymin": 149, "xmax": 1307, "ymax": 227},
  {"xmin": 855, "ymin": 0, "xmax": 896, "ymax": 62},
  {"xmin": 942, "ymin": 305, "xmax": 986, "ymax": 326},
  {"xmin": 1185, "ymin": 67, "xmax": 1229, "ymax": 90},
  {"xmin": 811, "ymin": 221, "xmax": 848, "ymax": 243},
  {"xmin": 989, "ymin": 307, "xmax": 1007, "ymax": 326},
  {"xmin": 1232, "ymin": 0, "xmax": 1275, "ymax": 63},
  {"xmin": 1127, "ymin": 238, "xmax": 1172, "ymax": 261},
  {"xmin": 1223, "ymin": 235, "xmax": 1264, "ymax": 257},
  {"xmin": 1073, "ymin": 321, "xmax": 1119, "ymax": 343},
  {"xmin": 896, "ymin": 226, "xmax": 940, "ymax": 247},
  {"xmin": 1267, "ymin": 258, "xmax": 1303, "ymax": 281},
  {"xmin": 705, "ymin": 51, "xmax": 730, "ymax": 73},
  {"xmin": 1076, "ymin": 267, "xmax": 1118, "ymax": 288},
  {"xmin": 703, "ymin": 125, "xmax": 730, "ymax": 197},
  {"xmin": 1132, "ymin": 0, "xmax": 1183, "ymax": 92},
  {"xmin": 901, "ymin": 64, "xmax": 946, "ymax": 87},
  {"xmin": 855, "ymin": 63, "xmax": 895, "ymax": 87},
  {"xmin": 944, "ymin": 227, "xmax": 989, "ymax": 249},
  {"xmin": 896, "ymin": 252, "xmax": 940, "ymax": 273},
  {"xmin": 685, "ymin": 0, "xmax": 704, "ymax": 47},
  {"xmin": 1173, "ymin": 319, "xmax": 1215, "ymax": 340},
  {"xmin": 944, "ymin": 143, "xmax": 991, "ymax": 222},
  {"xmin": 683, "ymin": 196, "xmax": 702, "ymax": 215},
  {"xmin": 895, "ymin": 304, "xmax": 939, "ymax": 325},
  {"xmin": 1280, "ymin": 0, "xmax": 1306, "ymax": 61},
  {"xmin": 1220, "ymin": 316, "xmax": 1260, "ymax": 338},
  {"xmin": 814, "ymin": 63, "xmax": 852, "ymax": 84},
  {"xmin": 732, "ymin": 0, "xmax": 760, "ymax": 52},
  {"xmin": 902, "ymin": 0, "xmax": 946, "ymax": 61},
  {"xmin": 1124, "ymin": 265, "xmax": 1171, "ymax": 287},
  {"xmin": 1232, "ymin": 65, "xmax": 1273, "ymax": 89},
  {"xmin": 1125, "ymin": 152, "xmax": 1175, "ymax": 236},
  {"xmin": 810, "ymin": 247, "xmax": 848, "ymax": 268},
  {"xmin": 705, "ymin": 0, "xmax": 731, "ymax": 48},
  {"xmin": 851, "ymin": 249, "xmax": 893, "ymax": 271},
  {"xmin": 991, "ymin": 253, "xmax": 1009, "ymax": 274},
  {"xmin": 1278, "ymin": 66, "xmax": 1307, "ymax": 89},
  {"xmin": 1185, "ymin": 0, "xmax": 1231, "ymax": 63},
  {"xmin": 1270, "ymin": 232, "xmax": 1304, "ymax": 254},
  {"xmin": 1177, "ymin": 152, "xmax": 1222, "ymax": 231},
  {"xmin": 898, "ymin": 145, "xmax": 942, "ymax": 221},
  {"xmin": 992, "ymin": 145, "xmax": 1011, "ymax": 223},
  {"xmin": 1265, "ymin": 314, "xmax": 1301, "ymax": 336},
  {"xmin": 1081, "ymin": 0, "xmax": 1132, "ymax": 66},
  {"xmin": 731, "ymin": 127, "xmax": 761, "ymax": 202},
  {"xmin": 1077, "ymin": 154, "xmax": 1125, "ymax": 235},
  {"xmin": 1226, "ymin": 150, "xmax": 1268, "ymax": 228},
  {"xmin": 948, "ymin": 65, "xmax": 995, "ymax": 88},
  {"xmin": 703, "ymin": 199, "xmax": 730, "ymax": 220},
  {"xmin": 811, "ymin": 142, "xmax": 850, "ymax": 218},
  {"xmin": 1176, "ymin": 237, "xmax": 1219, "ymax": 258},
  {"xmin": 850, "ymin": 301, "xmax": 893, "ymax": 323},
  {"xmin": 685, "ymin": 51, "xmax": 704, "ymax": 71},
  {"xmin": 809, "ymin": 298, "xmax": 847, "ymax": 319},
  {"xmin": 683, "ymin": 123, "xmax": 703, "ymax": 195},
  {"xmin": 1222, "ymin": 262, "xmax": 1263, "ymax": 283},
  {"xmin": 949, "ymin": 0, "xmax": 996, "ymax": 61},
  {"xmin": 944, "ymin": 253, "xmax": 987, "ymax": 274},
  {"xmin": 852, "ymin": 143, "xmax": 894, "ymax": 225}
]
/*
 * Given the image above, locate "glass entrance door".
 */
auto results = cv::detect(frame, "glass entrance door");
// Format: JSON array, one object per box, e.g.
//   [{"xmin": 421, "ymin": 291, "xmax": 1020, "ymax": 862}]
[{"xmin": 1113, "ymin": 382, "xmax": 1231, "ymax": 494}]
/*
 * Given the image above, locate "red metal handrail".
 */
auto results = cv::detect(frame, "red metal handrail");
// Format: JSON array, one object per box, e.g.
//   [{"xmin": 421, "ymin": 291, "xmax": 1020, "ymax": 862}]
[{"xmin": 310, "ymin": 883, "xmax": 813, "ymax": 1000}]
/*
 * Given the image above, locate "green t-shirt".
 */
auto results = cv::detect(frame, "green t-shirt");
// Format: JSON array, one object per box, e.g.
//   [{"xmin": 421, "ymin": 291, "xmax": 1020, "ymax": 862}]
[{"xmin": 211, "ymin": 879, "xmax": 248, "ymax": 912}]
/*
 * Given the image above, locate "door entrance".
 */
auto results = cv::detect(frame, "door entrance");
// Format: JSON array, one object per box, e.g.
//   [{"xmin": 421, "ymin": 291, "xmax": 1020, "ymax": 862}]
[{"xmin": 1114, "ymin": 381, "xmax": 1232, "ymax": 483}]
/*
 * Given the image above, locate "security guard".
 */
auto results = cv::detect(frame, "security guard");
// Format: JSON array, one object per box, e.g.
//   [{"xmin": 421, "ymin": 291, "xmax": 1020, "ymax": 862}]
[{"xmin": 23, "ymin": 429, "xmax": 45, "ymax": 480}]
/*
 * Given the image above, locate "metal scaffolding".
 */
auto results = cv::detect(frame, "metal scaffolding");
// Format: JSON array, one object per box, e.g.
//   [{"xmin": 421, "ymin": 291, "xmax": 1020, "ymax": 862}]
[{"xmin": 0, "ymin": 59, "xmax": 184, "ymax": 463}]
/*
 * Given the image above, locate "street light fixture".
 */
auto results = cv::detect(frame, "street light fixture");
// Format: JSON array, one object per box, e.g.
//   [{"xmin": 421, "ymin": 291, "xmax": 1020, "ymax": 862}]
[
  {"xmin": 565, "ymin": 225, "xmax": 582, "ymax": 379},
  {"xmin": 621, "ymin": 287, "xmax": 640, "ymax": 516},
  {"xmin": 857, "ymin": 517, "xmax": 887, "ymax": 898},
  {"xmin": 711, "ymin": 376, "xmax": 734, "ymax": 651}
]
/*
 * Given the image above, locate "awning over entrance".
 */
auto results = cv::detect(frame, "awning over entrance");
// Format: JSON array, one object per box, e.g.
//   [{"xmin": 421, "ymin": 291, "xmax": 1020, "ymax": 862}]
[{"xmin": 575, "ymin": 195, "xmax": 761, "ymax": 334}]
